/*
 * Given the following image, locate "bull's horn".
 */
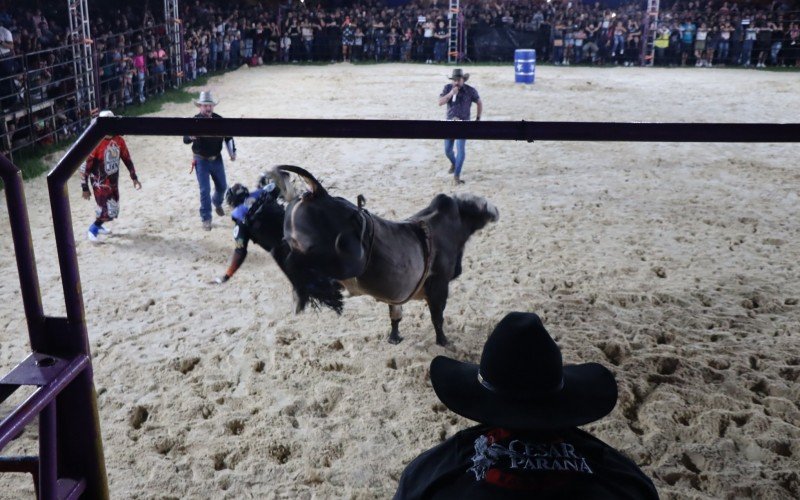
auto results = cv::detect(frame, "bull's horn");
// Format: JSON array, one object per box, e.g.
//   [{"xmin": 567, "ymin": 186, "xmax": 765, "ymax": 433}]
[
  {"xmin": 267, "ymin": 166, "xmax": 298, "ymax": 201},
  {"xmin": 276, "ymin": 165, "xmax": 327, "ymax": 195}
]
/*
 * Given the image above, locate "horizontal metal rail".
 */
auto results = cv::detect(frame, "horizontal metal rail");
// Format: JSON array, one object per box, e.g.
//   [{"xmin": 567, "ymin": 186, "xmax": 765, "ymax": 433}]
[
  {"xmin": 92, "ymin": 117, "xmax": 800, "ymax": 143},
  {"xmin": 0, "ymin": 355, "xmax": 89, "ymax": 451},
  {"xmin": 0, "ymin": 456, "xmax": 38, "ymax": 474}
]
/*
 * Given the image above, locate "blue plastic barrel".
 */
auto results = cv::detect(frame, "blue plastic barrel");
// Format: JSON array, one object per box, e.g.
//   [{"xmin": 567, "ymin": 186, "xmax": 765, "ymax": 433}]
[{"xmin": 514, "ymin": 49, "xmax": 536, "ymax": 84}]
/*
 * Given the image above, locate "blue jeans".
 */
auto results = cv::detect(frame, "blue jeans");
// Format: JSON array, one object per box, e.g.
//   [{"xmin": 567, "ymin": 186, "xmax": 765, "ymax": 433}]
[
  {"xmin": 770, "ymin": 42, "xmax": 782, "ymax": 65},
  {"xmin": 305, "ymin": 40, "xmax": 313, "ymax": 60},
  {"xmin": 741, "ymin": 40, "xmax": 754, "ymax": 65},
  {"xmin": 553, "ymin": 45, "xmax": 564, "ymax": 63},
  {"xmin": 194, "ymin": 155, "xmax": 227, "ymax": 221},
  {"xmin": 136, "ymin": 71, "xmax": 145, "ymax": 102},
  {"xmin": 717, "ymin": 40, "xmax": 729, "ymax": 64},
  {"xmin": 434, "ymin": 41, "xmax": 447, "ymax": 62},
  {"xmin": 444, "ymin": 139, "xmax": 466, "ymax": 177},
  {"xmin": 612, "ymin": 35, "xmax": 625, "ymax": 55}
]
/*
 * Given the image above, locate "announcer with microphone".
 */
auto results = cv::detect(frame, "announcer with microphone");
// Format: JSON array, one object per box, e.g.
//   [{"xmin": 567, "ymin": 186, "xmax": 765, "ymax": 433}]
[{"xmin": 438, "ymin": 68, "xmax": 482, "ymax": 185}]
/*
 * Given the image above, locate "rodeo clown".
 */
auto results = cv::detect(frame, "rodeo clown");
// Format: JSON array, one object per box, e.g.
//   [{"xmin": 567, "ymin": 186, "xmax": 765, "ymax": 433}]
[
  {"xmin": 214, "ymin": 171, "xmax": 343, "ymax": 314},
  {"xmin": 80, "ymin": 110, "xmax": 142, "ymax": 242}
]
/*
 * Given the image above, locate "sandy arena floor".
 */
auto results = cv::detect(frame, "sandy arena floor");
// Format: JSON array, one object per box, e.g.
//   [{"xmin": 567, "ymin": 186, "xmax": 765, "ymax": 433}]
[{"xmin": 1, "ymin": 63, "xmax": 799, "ymax": 499}]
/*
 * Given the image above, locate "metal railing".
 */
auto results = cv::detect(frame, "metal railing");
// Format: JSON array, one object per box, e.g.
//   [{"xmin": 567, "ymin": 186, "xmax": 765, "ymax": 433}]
[
  {"xmin": 94, "ymin": 25, "xmax": 173, "ymax": 111},
  {"xmin": 0, "ymin": 23, "xmax": 181, "ymax": 161},
  {"xmin": 0, "ymin": 42, "xmax": 90, "ymax": 159},
  {"xmin": 0, "ymin": 152, "xmax": 107, "ymax": 499}
]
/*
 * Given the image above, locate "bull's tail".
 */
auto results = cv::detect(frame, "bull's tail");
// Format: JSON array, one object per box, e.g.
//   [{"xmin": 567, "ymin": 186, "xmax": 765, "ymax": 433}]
[
  {"xmin": 272, "ymin": 245, "xmax": 344, "ymax": 315},
  {"xmin": 292, "ymin": 277, "xmax": 345, "ymax": 315}
]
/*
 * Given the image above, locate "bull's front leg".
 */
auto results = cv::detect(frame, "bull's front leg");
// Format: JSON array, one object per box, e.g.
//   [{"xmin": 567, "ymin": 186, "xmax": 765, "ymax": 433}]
[
  {"xmin": 424, "ymin": 278, "xmax": 449, "ymax": 346},
  {"xmin": 388, "ymin": 304, "xmax": 404, "ymax": 344}
]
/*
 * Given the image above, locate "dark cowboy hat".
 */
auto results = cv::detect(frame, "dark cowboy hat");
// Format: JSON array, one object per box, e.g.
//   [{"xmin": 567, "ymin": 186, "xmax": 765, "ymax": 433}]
[
  {"xmin": 430, "ymin": 312, "xmax": 618, "ymax": 431},
  {"xmin": 448, "ymin": 68, "xmax": 470, "ymax": 81}
]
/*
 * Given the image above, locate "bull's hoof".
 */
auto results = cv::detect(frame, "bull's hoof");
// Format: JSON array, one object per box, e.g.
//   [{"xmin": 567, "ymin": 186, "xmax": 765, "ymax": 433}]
[
  {"xmin": 388, "ymin": 334, "xmax": 404, "ymax": 345},
  {"xmin": 436, "ymin": 336, "xmax": 449, "ymax": 347}
]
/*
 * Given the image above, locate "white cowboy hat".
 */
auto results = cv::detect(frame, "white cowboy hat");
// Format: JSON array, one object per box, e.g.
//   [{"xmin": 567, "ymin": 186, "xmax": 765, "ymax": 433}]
[
  {"xmin": 193, "ymin": 90, "xmax": 219, "ymax": 106},
  {"xmin": 97, "ymin": 110, "xmax": 114, "ymax": 118}
]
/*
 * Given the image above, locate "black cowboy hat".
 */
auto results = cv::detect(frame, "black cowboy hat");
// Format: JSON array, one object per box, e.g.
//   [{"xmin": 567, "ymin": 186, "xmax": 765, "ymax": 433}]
[
  {"xmin": 430, "ymin": 312, "xmax": 618, "ymax": 431},
  {"xmin": 448, "ymin": 68, "xmax": 470, "ymax": 81}
]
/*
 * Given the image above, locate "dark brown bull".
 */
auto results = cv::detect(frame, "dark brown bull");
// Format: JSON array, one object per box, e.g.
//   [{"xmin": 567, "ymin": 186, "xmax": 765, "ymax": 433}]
[{"xmin": 275, "ymin": 165, "xmax": 499, "ymax": 346}]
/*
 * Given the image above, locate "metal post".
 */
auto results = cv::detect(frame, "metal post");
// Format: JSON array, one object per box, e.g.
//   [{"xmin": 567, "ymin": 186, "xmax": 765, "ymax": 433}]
[
  {"xmin": 447, "ymin": 0, "xmax": 460, "ymax": 63},
  {"xmin": 67, "ymin": 0, "xmax": 97, "ymax": 126},
  {"xmin": 0, "ymin": 154, "xmax": 45, "ymax": 349},
  {"xmin": 277, "ymin": 4, "xmax": 285, "ymax": 63},
  {"xmin": 164, "ymin": 0, "xmax": 182, "ymax": 88},
  {"xmin": 47, "ymin": 123, "xmax": 105, "ymax": 355},
  {"xmin": 38, "ymin": 402, "xmax": 57, "ymax": 500},
  {"xmin": 46, "ymin": 120, "xmax": 109, "ymax": 499},
  {"xmin": 641, "ymin": 0, "xmax": 660, "ymax": 66},
  {"xmin": 92, "ymin": 44, "xmax": 102, "ymax": 111},
  {"xmin": 21, "ymin": 56, "xmax": 35, "ymax": 148},
  {"xmin": 458, "ymin": 8, "xmax": 466, "ymax": 62}
]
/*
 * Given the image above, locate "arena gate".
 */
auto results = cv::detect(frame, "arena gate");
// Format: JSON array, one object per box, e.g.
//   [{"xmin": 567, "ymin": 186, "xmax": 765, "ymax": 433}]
[{"xmin": 1, "ymin": 117, "xmax": 799, "ymax": 499}]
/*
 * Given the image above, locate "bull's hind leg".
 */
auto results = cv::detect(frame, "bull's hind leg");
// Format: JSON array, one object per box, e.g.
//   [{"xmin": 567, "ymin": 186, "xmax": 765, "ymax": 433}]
[
  {"xmin": 424, "ymin": 279, "xmax": 449, "ymax": 346},
  {"xmin": 388, "ymin": 304, "xmax": 404, "ymax": 344}
]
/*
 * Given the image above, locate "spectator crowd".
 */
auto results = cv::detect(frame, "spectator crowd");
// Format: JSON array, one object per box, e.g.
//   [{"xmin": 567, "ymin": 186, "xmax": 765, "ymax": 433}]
[
  {"xmin": 0, "ymin": 1, "xmax": 798, "ymax": 157},
  {"xmin": 466, "ymin": 0, "xmax": 800, "ymax": 67}
]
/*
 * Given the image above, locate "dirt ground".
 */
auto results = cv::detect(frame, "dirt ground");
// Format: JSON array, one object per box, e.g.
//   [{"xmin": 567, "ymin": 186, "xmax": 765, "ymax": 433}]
[{"xmin": 1, "ymin": 63, "xmax": 799, "ymax": 499}]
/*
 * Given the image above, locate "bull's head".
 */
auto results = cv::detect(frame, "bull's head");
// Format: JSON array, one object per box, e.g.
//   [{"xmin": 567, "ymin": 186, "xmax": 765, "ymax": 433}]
[
  {"xmin": 453, "ymin": 193, "xmax": 500, "ymax": 233},
  {"xmin": 278, "ymin": 165, "xmax": 369, "ymax": 280}
]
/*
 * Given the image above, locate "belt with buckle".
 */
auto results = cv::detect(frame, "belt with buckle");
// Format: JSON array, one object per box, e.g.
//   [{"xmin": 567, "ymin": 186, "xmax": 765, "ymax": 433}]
[{"xmin": 194, "ymin": 154, "xmax": 219, "ymax": 161}]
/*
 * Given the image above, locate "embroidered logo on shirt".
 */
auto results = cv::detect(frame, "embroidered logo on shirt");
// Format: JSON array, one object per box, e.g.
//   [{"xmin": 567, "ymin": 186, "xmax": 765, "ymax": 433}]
[
  {"xmin": 469, "ymin": 430, "xmax": 594, "ymax": 485},
  {"xmin": 103, "ymin": 141, "xmax": 121, "ymax": 175}
]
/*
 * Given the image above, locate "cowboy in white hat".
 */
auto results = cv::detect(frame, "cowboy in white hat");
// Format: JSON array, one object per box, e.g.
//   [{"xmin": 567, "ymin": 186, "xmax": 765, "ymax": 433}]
[
  {"xmin": 438, "ymin": 68, "xmax": 482, "ymax": 185},
  {"xmin": 395, "ymin": 312, "xmax": 659, "ymax": 499},
  {"xmin": 183, "ymin": 90, "xmax": 237, "ymax": 231}
]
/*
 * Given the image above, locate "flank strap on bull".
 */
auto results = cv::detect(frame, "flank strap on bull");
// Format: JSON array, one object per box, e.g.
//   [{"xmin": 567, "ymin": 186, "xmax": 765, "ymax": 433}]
[
  {"xmin": 401, "ymin": 219, "xmax": 434, "ymax": 305},
  {"xmin": 354, "ymin": 198, "xmax": 375, "ymax": 268}
]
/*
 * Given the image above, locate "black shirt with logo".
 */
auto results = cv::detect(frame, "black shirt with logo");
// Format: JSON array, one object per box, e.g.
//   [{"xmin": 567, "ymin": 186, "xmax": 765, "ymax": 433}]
[{"xmin": 395, "ymin": 425, "xmax": 659, "ymax": 500}]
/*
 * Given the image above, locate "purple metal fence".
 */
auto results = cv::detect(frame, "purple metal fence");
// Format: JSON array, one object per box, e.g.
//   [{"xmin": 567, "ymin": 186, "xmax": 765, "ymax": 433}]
[
  {"xmin": 2, "ymin": 117, "xmax": 800, "ymax": 499},
  {"xmin": 1, "ymin": 149, "xmax": 107, "ymax": 499}
]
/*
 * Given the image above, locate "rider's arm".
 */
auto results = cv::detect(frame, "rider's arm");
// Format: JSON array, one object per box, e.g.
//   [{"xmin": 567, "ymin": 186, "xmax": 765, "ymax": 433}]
[{"xmin": 218, "ymin": 222, "xmax": 250, "ymax": 282}]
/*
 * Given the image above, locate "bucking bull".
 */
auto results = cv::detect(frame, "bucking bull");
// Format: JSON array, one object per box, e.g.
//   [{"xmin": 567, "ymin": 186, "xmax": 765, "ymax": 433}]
[{"xmin": 274, "ymin": 165, "xmax": 499, "ymax": 346}]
